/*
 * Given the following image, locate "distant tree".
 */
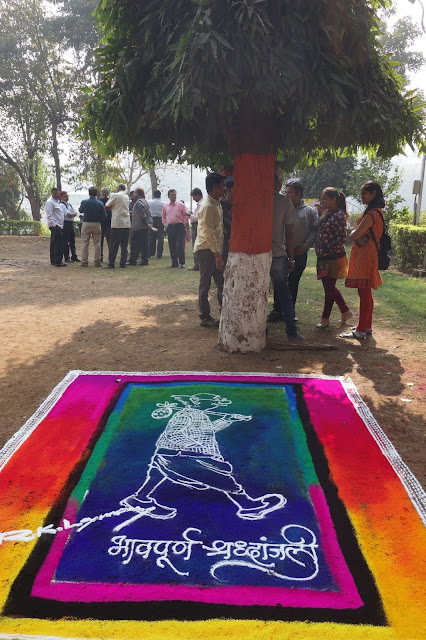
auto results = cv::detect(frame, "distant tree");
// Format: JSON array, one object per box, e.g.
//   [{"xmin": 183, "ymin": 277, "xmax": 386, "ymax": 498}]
[
  {"xmin": 83, "ymin": 0, "xmax": 425, "ymax": 352},
  {"xmin": 0, "ymin": 164, "xmax": 22, "ymax": 219},
  {"xmin": 380, "ymin": 8, "xmax": 426, "ymax": 85},
  {"xmin": 50, "ymin": 0, "xmax": 99, "ymax": 69},
  {"xmin": 343, "ymin": 156, "xmax": 403, "ymax": 220},
  {"xmin": 64, "ymin": 140, "xmax": 123, "ymax": 193},
  {"xmin": 0, "ymin": 0, "xmax": 98, "ymax": 203},
  {"xmin": 0, "ymin": 103, "xmax": 48, "ymax": 221},
  {"xmin": 291, "ymin": 157, "xmax": 357, "ymax": 199},
  {"xmin": 65, "ymin": 143, "xmax": 166, "ymax": 196}
]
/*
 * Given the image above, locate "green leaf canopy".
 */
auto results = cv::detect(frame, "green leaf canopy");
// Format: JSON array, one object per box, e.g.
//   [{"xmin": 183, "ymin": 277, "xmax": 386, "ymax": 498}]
[{"xmin": 84, "ymin": 0, "xmax": 425, "ymax": 167}]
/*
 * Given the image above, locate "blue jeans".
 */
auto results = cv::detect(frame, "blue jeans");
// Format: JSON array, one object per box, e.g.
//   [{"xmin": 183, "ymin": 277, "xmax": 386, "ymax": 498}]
[{"xmin": 270, "ymin": 257, "xmax": 297, "ymax": 337}]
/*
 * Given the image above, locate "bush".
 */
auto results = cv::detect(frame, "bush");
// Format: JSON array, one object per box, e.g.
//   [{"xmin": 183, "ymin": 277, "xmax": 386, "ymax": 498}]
[
  {"xmin": 390, "ymin": 223, "xmax": 426, "ymax": 270},
  {"xmin": 391, "ymin": 206, "xmax": 414, "ymax": 225},
  {"xmin": 0, "ymin": 219, "xmax": 48, "ymax": 236}
]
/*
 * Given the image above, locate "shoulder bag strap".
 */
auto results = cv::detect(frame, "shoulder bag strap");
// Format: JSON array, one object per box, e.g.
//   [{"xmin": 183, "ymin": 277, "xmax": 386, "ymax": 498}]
[{"xmin": 368, "ymin": 208, "xmax": 381, "ymax": 253}]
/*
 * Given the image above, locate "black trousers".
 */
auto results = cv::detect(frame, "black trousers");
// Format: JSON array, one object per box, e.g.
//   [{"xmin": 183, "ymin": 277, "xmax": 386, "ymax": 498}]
[
  {"xmin": 49, "ymin": 226, "xmax": 64, "ymax": 265},
  {"xmin": 149, "ymin": 218, "xmax": 164, "ymax": 258},
  {"xmin": 101, "ymin": 226, "xmax": 111, "ymax": 260},
  {"xmin": 129, "ymin": 228, "xmax": 150, "ymax": 264},
  {"xmin": 273, "ymin": 251, "xmax": 308, "ymax": 313},
  {"xmin": 167, "ymin": 222, "xmax": 185, "ymax": 266},
  {"xmin": 108, "ymin": 228, "xmax": 130, "ymax": 267},
  {"xmin": 63, "ymin": 220, "xmax": 77, "ymax": 259}
]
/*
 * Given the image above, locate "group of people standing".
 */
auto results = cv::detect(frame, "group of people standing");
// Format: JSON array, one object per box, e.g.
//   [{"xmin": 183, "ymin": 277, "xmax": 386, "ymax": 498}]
[{"xmin": 46, "ymin": 172, "xmax": 385, "ymax": 341}]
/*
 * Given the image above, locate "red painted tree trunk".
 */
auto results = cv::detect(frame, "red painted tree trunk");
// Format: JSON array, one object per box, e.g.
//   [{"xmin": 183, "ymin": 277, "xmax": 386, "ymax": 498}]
[{"xmin": 218, "ymin": 152, "xmax": 275, "ymax": 352}]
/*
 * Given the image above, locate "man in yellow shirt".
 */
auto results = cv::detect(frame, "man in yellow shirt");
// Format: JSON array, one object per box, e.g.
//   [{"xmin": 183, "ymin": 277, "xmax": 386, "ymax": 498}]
[{"xmin": 193, "ymin": 172, "xmax": 226, "ymax": 328}]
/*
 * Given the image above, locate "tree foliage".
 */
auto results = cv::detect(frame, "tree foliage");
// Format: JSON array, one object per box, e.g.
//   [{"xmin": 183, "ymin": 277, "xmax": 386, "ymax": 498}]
[
  {"xmin": 0, "ymin": 164, "xmax": 23, "ymax": 219},
  {"xmin": 291, "ymin": 157, "xmax": 357, "ymax": 199},
  {"xmin": 343, "ymin": 156, "xmax": 403, "ymax": 219},
  {"xmin": 83, "ymin": 0, "xmax": 425, "ymax": 167},
  {"xmin": 0, "ymin": 0, "xmax": 98, "ymax": 217},
  {"xmin": 380, "ymin": 7, "xmax": 426, "ymax": 85},
  {"xmin": 50, "ymin": 0, "xmax": 100, "ymax": 68}
]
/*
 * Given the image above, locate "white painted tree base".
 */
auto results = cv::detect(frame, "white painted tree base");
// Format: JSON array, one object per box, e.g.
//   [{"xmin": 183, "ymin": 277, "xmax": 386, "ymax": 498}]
[{"xmin": 218, "ymin": 251, "xmax": 272, "ymax": 353}]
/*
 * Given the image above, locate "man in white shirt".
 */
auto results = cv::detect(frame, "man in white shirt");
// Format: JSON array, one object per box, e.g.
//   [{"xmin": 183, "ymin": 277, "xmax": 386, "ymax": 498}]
[
  {"xmin": 148, "ymin": 190, "xmax": 166, "ymax": 259},
  {"xmin": 188, "ymin": 187, "xmax": 203, "ymax": 271},
  {"xmin": 105, "ymin": 183, "xmax": 130, "ymax": 268},
  {"xmin": 59, "ymin": 191, "xmax": 81, "ymax": 262},
  {"xmin": 46, "ymin": 187, "xmax": 66, "ymax": 267}
]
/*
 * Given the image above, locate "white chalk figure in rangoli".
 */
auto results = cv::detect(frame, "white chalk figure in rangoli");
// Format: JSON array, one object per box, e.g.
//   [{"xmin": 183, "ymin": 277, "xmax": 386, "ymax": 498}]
[{"xmin": 120, "ymin": 393, "xmax": 286, "ymax": 520}]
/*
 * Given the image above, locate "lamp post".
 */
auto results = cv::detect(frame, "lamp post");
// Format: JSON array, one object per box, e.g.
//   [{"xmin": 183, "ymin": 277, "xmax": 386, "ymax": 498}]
[{"xmin": 408, "ymin": 0, "xmax": 426, "ymax": 221}]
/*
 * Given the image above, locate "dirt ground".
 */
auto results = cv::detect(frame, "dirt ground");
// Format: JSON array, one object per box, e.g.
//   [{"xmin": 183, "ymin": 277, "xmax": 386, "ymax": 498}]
[{"xmin": 0, "ymin": 235, "xmax": 424, "ymax": 488}]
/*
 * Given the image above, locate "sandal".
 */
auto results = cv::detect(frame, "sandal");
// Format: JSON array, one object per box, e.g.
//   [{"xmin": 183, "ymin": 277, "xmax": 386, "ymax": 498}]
[
  {"xmin": 340, "ymin": 329, "xmax": 366, "ymax": 340},
  {"xmin": 340, "ymin": 310, "xmax": 353, "ymax": 324},
  {"xmin": 351, "ymin": 327, "xmax": 372, "ymax": 335},
  {"xmin": 316, "ymin": 320, "xmax": 329, "ymax": 328}
]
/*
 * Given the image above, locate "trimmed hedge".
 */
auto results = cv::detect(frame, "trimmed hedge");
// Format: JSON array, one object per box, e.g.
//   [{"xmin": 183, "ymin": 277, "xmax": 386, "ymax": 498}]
[
  {"xmin": 0, "ymin": 219, "xmax": 48, "ymax": 236},
  {"xmin": 390, "ymin": 223, "xmax": 426, "ymax": 271}
]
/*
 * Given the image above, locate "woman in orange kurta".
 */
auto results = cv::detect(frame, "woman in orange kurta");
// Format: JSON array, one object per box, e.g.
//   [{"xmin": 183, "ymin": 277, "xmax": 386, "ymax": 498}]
[{"xmin": 341, "ymin": 181, "xmax": 384, "ymax": 340}]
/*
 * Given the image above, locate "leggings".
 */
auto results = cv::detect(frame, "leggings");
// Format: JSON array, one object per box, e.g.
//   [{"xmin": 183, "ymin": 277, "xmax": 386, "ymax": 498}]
[
  {"xmin": 357, "ymin": 288, "xmax": 373, "ymax": 333},
  {"xmin": 321, "ymin": 277, "xmax": 349, "ymax": 319}
]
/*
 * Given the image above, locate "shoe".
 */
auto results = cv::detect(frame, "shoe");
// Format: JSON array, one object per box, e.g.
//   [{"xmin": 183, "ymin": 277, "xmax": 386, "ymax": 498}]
[
  {"xmin": 80, "ymin": 263, "xmax": 88, "ymax": 267},
  {"xmin": 340, "ymin": 310, "xmax": 353, "ymax": 324},
  {"xmin": 340, "ymin": 329, "xmax": 367, "ymax": 340},
  {"xmin": 64, "ymin": 257, "xmax": 71, "ymax": 262},
  {"xmin": 72, "ymin": 257, "xmax": 81, "ymax": 262},
  {"xmin": 200, "ymin": 316, "xmax": 220, "ymax": 328},
  {"xmin": 120, "ymin": 495, "xmax": 177, "ymax": 520},
  {"xmin": 316, "ymin": 319, "xmax": 329, "ymax": 328},
  {"xmin": 287, "ymin": 333, "xmax": 305, "ymax": 342},
  {"xmin": 54, "ymin": 263, "xmax": 67, "ymax": 267},
  {"xmin": 188, "ymin": 266, "xmax": 199, "ymax": 271},
  {"xmin": 138, "ymin": 262, "xmax": 149, "ymax": 266},
  {"xmin": 94, "ymin": 263, "xmax": 102, "ymax": 267},
  {"xmin": 126, "ymin": 261, "xmax": 137, "ymax": 266},
  {"xmin": 237, "ymin": 494, "xmax": 287, "ymax": 520},
  {"xmin": 104, "ymin": 264, "xmax": 115, "ymax": 269},
  {"xmin": 267, "ymin": 310, "xmax": 284, "ymax": 323},
  {"xmin": 119, "ymin": 264, "xmax": 126, "ymax": 268},
  {"xmin": 352, "ymin": 326, "xmax": 372, "ymax": 335},
  {"xmin": 179, "ymin": 264, "xmax": 186, "ymax": 268},
  {"xmin": 167, "ymin": 265, "xmax": 178, "ymax": 268}
]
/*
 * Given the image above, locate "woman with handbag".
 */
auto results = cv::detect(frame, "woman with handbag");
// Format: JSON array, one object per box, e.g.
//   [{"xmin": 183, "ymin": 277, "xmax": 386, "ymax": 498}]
[
  {"xmin": 340, "ymin": 181, "xmax": 384, "ymax": 340},
  {"xmin": 315, "ymin": 187, "xmax": 352, "ymax": 328}
]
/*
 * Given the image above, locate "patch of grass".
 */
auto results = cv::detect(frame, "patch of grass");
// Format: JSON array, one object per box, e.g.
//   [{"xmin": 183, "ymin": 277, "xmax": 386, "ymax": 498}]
[
  {"xmin": 93, "ymin": 240, "xmax": 200, "ymax": 288},
  {"xmin": 290, "ymin": 251, "xmax": 425, "ymax": 340},
  {"xmin": 94, "ymin": 241, "xmax": 425, "ymax": 340}
]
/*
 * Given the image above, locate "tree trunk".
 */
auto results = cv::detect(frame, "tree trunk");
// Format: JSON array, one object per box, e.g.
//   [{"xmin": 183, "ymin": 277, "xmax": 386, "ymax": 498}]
[
  {"xmin": 218, "ymin": 152, "xmax": 275, "ymax": 352},
  {"xmin": 150, "ymin": 168, "xmax": 158, "ymax": 194},
  {"xmin": 51, "ymin": 121, "xmax": 61, "ymax": 191},
  {"xmin": 26, "ymin": 186, "xmax": 41, "ymax": 221}
]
